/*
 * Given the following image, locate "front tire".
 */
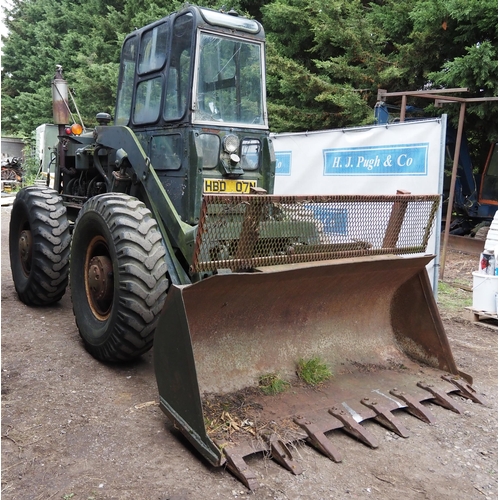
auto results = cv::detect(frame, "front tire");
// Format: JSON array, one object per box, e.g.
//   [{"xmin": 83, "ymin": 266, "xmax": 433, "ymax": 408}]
[
  {"xmin": 70, "ymin": 193, "xmax": 168, "ymax": 362},
  {"xmin": 9, "ymin": 186, "xmax": 70, "ymax": 305}
]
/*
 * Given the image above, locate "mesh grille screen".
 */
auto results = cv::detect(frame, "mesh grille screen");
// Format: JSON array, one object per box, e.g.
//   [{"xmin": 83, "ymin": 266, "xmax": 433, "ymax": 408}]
[{"xmin": 191, "ymin": 194, "xmax": 440, "ymax": 273}]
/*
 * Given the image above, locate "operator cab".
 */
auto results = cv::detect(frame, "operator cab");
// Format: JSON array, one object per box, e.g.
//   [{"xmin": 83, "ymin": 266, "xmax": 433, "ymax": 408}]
[
  {"xmin": 115, "ymin": 7, "xmax": 267, "ymax": 130},
  {"xmin": 113, "ymin": 6, "xmax": 274, "ymax": 223}
]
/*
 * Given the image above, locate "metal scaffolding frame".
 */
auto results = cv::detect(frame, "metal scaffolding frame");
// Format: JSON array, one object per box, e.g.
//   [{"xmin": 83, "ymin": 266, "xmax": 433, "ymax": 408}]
[{"xmin": 377, "ymin": 88, "xmax": 498, "ymax": 278}]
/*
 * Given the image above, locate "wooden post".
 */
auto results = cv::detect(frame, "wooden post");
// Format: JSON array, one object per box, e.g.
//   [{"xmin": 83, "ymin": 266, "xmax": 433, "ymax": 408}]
[
  {"xmin": 399, "ymin": 95, "xmax": 407, "ymax": 122},
  {"xmin": 235, "ymin": 188, "xmax": 267, "ymax": 269},
  {"xmin": 383, "ymin": 190, "xmax": 411, "ymax": 248},
  {"xmin": 440, "ymin": 101, "xmax": 467, "ymax": 279}
]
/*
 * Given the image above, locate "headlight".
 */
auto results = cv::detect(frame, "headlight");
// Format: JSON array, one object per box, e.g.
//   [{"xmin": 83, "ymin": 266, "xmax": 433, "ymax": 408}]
[{"xmin": 223, "ymin": 134, "xmax": 239, "ymax": 154}]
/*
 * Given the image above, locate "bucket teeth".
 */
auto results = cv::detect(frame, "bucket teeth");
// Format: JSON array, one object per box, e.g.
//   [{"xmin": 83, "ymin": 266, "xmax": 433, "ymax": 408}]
[
  {"xmin": 263, "ymin": 434, "xmax": 303, "ymax": 475},
  {"xmin": 390, "ymin": 389, "xmax": 437, "ymax": 424},
  {"xmin": 293, "ymin": 417, "xmax": 343, "ymax": 463},
  {"xmin": 442, "ymin": 375, "xmax": 488, "ymax": 405},
  {"xmin": 218, "ymin": 376, "xmax": 486, "ymax": 491},
  {"xmin": 329, "ymin": 406, "xmax": 379, "ymax": 449},
  {"xmin": 360, "ymin": 398, "xmax": 410, "ymax": 438},
  {"xmin": 417, "ymin": 381, "xmax": 464, "ymax": 414},
  {"xmin": 223, "ymin": 447, "xmax": 259, "ymax": 490}
]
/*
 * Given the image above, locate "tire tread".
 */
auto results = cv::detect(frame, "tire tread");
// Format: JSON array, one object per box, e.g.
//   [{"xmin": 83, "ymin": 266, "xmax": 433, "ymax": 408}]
[
  {"xmin": 9, "ymin": 187, "xmax": 70, "ymax": 305},
  {"xmin": 71, "ymin": 193, "xmax": 168, "ymax": 362}
]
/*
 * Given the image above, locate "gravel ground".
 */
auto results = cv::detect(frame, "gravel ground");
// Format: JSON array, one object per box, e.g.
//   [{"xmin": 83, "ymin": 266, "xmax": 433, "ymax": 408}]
[{"xmin": 1, "ymin": 204, "xmax": 497, "ymax": 500}]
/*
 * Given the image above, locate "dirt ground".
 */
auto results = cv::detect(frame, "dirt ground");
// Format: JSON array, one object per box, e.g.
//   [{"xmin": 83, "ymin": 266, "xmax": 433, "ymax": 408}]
[{"xmin": 1, "ymin": 204, "xmax": 497, "ymax": 500}]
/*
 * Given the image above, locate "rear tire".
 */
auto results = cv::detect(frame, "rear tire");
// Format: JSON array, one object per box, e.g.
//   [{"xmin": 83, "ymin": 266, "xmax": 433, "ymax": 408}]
[
  {"xmin": 9, "ymin": 186, "xmax": 70, "ymax": 305},
  {"xmin": 70, "ymin": 193, "xmax": 168, "ymax": 362}
]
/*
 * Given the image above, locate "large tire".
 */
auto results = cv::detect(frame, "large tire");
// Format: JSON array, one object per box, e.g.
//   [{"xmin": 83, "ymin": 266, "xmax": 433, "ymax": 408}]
[
  {"xmin": 9, "ymin": 186, "xmax": 70, "ymax": 305},
  {"xmin": 70, "ymin": 193, "xmax": 169, "ymax": 362}
]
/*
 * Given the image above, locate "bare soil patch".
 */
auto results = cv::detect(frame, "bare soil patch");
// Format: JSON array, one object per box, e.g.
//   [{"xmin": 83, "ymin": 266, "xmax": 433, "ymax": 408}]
[{"xmin": 2, "ymin": 206, "xmax": 497, "ymax": 500}]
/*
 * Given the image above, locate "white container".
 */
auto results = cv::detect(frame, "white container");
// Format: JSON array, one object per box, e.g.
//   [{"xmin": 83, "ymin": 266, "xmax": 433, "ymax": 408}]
[
  {"xmin": 484, "ymin": 210, "xmax": 498, "ymax": 252},
  {"xmin": 472, "ymin": 271, "xmax": 498, "ymax": 313}
]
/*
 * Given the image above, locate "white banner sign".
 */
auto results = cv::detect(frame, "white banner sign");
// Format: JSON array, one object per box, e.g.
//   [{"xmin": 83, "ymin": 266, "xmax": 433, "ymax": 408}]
[
  {"xmin": 271, "ymin": 118, "xmax": 446, "ymax": 196},
  {"xmin": 271, "ymin": 118, "xmax": 447, "ymax": 291}
]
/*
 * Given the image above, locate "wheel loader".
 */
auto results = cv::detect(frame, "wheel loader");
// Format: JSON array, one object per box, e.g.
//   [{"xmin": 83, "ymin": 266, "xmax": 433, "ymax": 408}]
[{"xmin": 9, "ymin": 5, "xmax": 486, "ymax": 489}]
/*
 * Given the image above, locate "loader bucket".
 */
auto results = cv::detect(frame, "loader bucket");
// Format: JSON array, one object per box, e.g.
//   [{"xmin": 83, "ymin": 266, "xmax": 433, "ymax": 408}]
[{"xmin": 154, "ymin": 194, "xmax": 484, "ymax": 488}]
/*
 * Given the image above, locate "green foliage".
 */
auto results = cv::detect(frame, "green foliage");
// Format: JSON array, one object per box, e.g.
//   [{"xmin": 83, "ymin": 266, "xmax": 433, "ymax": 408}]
[
  {"xmin": 369, "ymin": 0, "xmax": 497, "ymax": 152},
  {"xmin": 22, "ymin": 147, "xmax": 42, "ymax": 187},
  {"xmin": 297, "ymin": 357, "xmax": 331, "ymax": 386},
  {"xmin": 263, "ymin": 0, "xmax": 378, "ymax": 132},
  {"xmin": 266, "ymin": 42, "xmax": 373, "ymax": 132},
  {"xmin": 1, "ymin": 0, "xmax": 122, "ymax": 134},
  {"xmin": 258, "ymin": 373, "xmax": 290, "ymax": 395},
  {"xmin": 1, "ymin": 0, "xmax": 497, "ymax": 161}
]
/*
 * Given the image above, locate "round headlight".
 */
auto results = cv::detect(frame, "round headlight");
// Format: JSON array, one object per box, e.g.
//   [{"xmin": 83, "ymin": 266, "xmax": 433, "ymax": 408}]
[{"xmin": 223, "ymin": 134, "xmax": 239, "ymax": 154}]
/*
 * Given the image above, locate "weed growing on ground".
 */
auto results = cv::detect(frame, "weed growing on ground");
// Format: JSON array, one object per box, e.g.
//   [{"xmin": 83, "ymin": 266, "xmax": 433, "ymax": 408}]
[
  {"xmin": 297, "ymin": 357, "xmax": 331, "ymax": 385},
  {"xmin": 259, "ymin": 373, "xmax": 290, "ymax": 395}
]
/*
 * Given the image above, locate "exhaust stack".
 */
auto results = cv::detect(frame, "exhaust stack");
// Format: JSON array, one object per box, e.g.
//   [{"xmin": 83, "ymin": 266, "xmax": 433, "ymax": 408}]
[{"xmin": 52, "ymin": 65, "xmax": 70, "ymax": 125}]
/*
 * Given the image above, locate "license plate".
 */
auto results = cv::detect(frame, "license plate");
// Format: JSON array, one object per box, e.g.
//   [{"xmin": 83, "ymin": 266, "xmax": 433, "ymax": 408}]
[{"xmin": 203, "ymin": 179, "xmax": 257, "ymax": 193}]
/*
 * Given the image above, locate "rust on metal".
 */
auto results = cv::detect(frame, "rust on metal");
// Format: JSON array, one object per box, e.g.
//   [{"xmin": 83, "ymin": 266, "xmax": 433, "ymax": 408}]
[
  {"xmin": 293, "ymin": 417, "xmax": 343, "ymax": 462},
  {"xmin": 234, "ymin": 188, "xmax": 266, "ymax": 268},
  {"xmin": 179, "ymin": 255, "xmax": 458, "ymax": 394},
  {"xmin": 329, "ymin": 406, "xmax": 379, "ymax": 449},
  {"xmin": 88, "ymin": 255, "xmax": 113, "ymax": 302},
  {"xmin": 443, "ymin": 234, "xmax": 486, "ymax": 256},
  {"xmin": 223, "ymin": 446, "xmax": 259, "ymax": 490},
  {"xmin": 191, "ymin": 193, "xmax": 440, "ymax": 273},
  {"xmin": 389, "ymin": 389, "xmax": 437, "ymax": 424},
  {"xmin": 382, "ymin": 189, "xmax": 410, "ymax": 248},
  {"xmin": 417, "ymin": 381, "xmax": 464, "ymax": 414},
  {"xmin": 264, "ymin": 434, "xmax": 303, "ymax": 475},
  {"xmin": 442, "ymin": 374, "xmax": 488, "ymax": 405},
  {"xmin": 52, "ymin": 66, "xmax": 70, "ymax": 125},
  {"xmin": 19, "ymin": 229, "xmax": 33, "ymax": 275},
  {"xmin": 360, "ymin": 398, "xmax": 410, "ymax": 438},
  {"xmin": 154, "ymin": 191, "xmax": 485, "ymax": 490}
]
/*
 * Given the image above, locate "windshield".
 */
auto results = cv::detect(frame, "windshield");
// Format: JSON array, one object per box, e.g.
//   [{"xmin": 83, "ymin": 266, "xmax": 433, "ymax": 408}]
[{"xmin": 194, "ymin": 32, "xmax": 266, "ymax": 127}]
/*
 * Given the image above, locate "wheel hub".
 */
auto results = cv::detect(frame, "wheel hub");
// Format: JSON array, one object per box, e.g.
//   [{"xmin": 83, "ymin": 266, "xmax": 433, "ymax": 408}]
[
  {"xmin": 88, "ymin": 256, "xmax": 113, "ymax": 303},
  {"xmin": 19, "ymin": 229, "xmax": 32, "ymax": 274}
]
